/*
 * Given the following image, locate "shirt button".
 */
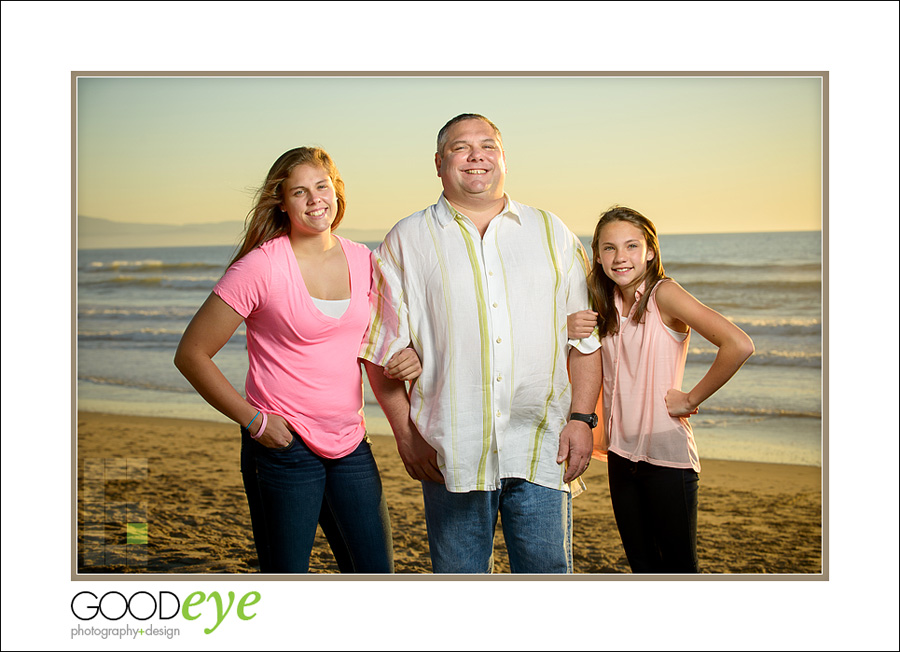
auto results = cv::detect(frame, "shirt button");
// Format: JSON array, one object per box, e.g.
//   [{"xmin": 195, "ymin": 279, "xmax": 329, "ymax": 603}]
[
  {"xmin": 496, "ymin": 337, "xmax": 502, "ymax": 343},
  {"xmin": 496, "ymin": 410, "xmax": 501, "ymax": 418},
  {"xmin": 492, "ymin": 302, "xmax": 498, "ymax": 308},
  {"xmin": 488, "ymin": 271, "xmax": 494, "ymax": 276}
]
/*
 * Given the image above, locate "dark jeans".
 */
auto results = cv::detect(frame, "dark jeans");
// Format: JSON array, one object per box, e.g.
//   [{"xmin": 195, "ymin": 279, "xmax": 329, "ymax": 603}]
[
  {"xmin": 240, "ymin": 428, "xmax": 393, "ymax": 573},
  {"xmin": 607, "ymin": 451, "xmax": 699, "ymax": 573}
]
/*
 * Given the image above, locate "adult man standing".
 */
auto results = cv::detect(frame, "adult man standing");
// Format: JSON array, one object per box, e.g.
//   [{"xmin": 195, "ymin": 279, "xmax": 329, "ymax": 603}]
[{"xmin": 362, "ymin": 114, "xmax": 601, "ymax": 573}]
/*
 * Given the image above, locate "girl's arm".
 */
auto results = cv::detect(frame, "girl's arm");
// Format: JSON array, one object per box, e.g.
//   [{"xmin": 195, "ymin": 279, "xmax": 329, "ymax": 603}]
[
  {"xmin": 655, "ymin": 281, "xmax": 755, "ymax": 417},
  {"xmin": 174, "ymin": 292, "xmax": 293, "ymax": 448},
  {"xmin": 363, "ymin": 360, "xmax": 443, "ymax": 483}
]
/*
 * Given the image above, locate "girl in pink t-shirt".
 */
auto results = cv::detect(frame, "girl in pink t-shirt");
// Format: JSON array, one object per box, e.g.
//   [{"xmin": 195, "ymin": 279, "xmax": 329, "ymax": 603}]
[
  {"xmin": 569, "ymin": 206, "xmax": 754, "ymax": 573},
  {"xmin": 175, "ymin": 147, "xmax": 419, "ymax": 573}
]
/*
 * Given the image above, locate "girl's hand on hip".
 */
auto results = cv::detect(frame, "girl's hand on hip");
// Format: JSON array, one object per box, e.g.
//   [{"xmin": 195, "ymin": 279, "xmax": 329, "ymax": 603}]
[{"xmin": 665, "ymin": 389, "xmax": 699, "ymax": 417}]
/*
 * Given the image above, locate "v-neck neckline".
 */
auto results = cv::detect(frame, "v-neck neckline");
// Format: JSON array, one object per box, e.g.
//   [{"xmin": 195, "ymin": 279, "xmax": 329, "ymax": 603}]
[{"xmin": 289, "ymin": 235, "xmax": 352, "ymax": 321}]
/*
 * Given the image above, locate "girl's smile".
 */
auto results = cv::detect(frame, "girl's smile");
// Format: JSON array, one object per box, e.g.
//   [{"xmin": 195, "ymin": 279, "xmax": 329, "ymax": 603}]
[
  {"xmin": 280, "ymin": 164, "xmax": 338, "ymax": 237},
  {"xmin": 597, "ymin": 220, "xmax": 655, "ymax": 295}
]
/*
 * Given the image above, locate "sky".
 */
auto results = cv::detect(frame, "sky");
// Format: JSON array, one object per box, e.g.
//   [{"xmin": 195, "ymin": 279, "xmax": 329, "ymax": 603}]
[
  {"xmin": 77, "ymin": 74, "xmax": 822, "ymax": 239},
  {"xmin": 2, "ymin": 2, "xmax": 899, "ymax": 651}
]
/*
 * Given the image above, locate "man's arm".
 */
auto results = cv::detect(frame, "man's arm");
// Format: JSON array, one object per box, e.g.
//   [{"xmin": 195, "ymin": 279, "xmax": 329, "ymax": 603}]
[
  {"xmin": 363, "ymin": 360, "xmax": 443, "ymax": 483},
  {"xmin": 557, "ymin": 347, "xmax": 602, "ymax": 483}
]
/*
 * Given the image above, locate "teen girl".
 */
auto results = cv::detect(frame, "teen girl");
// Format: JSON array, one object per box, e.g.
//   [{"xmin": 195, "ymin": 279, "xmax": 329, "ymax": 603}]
[
  {"xmin": 568, "ymin": 206, "xmax": 754, "ymax": 573},
  {"xmin": 175, "ymin": 147, "xmax": 420, "ymax": 573}
]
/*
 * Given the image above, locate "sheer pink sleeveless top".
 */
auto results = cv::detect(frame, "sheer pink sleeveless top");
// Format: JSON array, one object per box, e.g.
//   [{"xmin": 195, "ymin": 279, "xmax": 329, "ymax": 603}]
[{"xmin": 598, "ymin": 279, "xmax": 700, "ymax": 472}]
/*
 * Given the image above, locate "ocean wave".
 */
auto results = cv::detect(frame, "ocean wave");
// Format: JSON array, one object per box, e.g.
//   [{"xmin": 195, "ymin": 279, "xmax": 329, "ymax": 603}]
[
  {"xmin": 78, "ymin": 329, "xmax": 185, "ymax": 344},
  {"xmin": 78, "ymin": 374, "xmax": 196, "ymax": 394},
  {"xmin": 680, "ymin": 279, "xmax": 822, "ymax": 293},
  {"xmin": 78, "ymin": 329, "xmax": 247, "ymax": 345},
  {"xmin": 83, "ymin": 260, "xmax": 224, "ymax": 273},
  {"xmin": 687, "ymin": 348, "xmax": 821, "ymax": 368},
  {"xmin": 79, "ymin": 306, "xmax": 197, "ymax": 320},
  {"xmin": 666, "ymin": 261, "xmax": 820, "ymax": 273},
  {"xmin": 80, "ymin": 275, "xmax": 219, "ymax": 290},
  {"xmin": 691, "ymin": 405, "xmax": 822, "ymax": 419},
  {"xmin": 731, "ymin": 318, "xmax": 821, "ymax": 336}
]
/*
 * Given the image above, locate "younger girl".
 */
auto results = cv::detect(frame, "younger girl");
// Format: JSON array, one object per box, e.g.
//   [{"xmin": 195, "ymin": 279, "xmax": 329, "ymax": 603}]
[{"xmin": 568, "ymin": 206, "xmax": 754, "ymax": 573}]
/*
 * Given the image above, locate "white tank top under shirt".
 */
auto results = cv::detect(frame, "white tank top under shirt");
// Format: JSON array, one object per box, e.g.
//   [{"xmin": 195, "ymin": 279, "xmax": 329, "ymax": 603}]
[{"xmin": 311, "ymin": 297, "xmax": 350, "ymax": 319}]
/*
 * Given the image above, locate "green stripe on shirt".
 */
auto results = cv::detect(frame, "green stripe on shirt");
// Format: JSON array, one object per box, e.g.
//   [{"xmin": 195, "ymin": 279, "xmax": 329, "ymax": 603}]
[
  {"xmin": 528, "ymin": 210, "xmax": 564, "ymax": 481},
  {"xmin": 425, "ymin": 210, "xmax": 459, "ymax": 473},
  {"xmin": 455, "ymin": 216, "xmax": 493, "ymax": 490}
]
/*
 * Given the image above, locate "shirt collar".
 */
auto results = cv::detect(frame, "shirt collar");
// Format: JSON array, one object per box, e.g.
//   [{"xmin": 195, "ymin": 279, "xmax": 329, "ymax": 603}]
[
  {"xmin": 615, "ymin": 280, "xmax": 648, "ymax": 316},
  {"xmin": 434, "ymin": 193, "xmax": 521, "ymax": 228}
]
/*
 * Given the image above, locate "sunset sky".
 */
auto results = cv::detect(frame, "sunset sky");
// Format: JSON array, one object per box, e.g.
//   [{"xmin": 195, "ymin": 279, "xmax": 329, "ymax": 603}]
[{"xmin": 77, "ymin": 74, "xmax": 822, "ymax": 238}]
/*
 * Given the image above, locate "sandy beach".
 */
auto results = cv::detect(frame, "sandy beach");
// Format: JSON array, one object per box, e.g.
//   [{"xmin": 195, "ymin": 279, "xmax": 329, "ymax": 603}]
[{"xmin": 76, "ymin": 411, "xmax": 823, "ymax": 576}]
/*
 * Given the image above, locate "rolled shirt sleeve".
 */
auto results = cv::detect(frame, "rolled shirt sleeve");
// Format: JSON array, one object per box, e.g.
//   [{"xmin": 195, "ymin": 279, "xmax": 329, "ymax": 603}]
[
  {"xmin": 360, "ymin": 240, "xmax": 411, "ymax": 365},
  {"xmin": 566, "ymin": 235, "xmax": 602, "ymax": 355}
]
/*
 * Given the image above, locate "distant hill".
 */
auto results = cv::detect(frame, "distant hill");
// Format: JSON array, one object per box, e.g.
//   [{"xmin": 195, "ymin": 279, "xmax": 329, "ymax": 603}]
[{"xmin": 77, "ymin": 216, "xmax": 389, "ymax": 249}]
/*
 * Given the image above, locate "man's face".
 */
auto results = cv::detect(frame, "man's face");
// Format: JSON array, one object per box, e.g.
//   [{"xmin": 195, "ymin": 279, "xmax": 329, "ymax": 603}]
[{"xmin": 435, "ymin": 118, "xmax": 507, "ymax": 204}]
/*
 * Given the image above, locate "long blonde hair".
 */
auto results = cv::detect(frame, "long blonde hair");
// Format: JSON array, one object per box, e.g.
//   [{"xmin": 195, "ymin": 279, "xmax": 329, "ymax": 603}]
[{"xmin": 229, "ymin": 147, "xmax": 346, "ymax": 267}]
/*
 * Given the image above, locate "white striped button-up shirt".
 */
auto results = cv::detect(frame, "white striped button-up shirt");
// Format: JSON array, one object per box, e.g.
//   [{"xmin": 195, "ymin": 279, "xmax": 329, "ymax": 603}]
[{"xmin": 362, "ymin": 194, "xmax": 600, "ymax": 492}]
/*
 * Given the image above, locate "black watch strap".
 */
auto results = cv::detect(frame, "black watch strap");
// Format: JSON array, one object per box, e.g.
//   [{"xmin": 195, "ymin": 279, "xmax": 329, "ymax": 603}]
[{"xmin": 570, "ymin": 412, "xmax": 598, "ymax": 428}]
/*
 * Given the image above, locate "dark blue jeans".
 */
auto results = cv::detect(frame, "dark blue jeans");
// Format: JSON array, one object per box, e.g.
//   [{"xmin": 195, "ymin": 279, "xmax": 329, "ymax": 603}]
[
  {"xmin": 240, "ymin": 428, "xmax": 393, "ymax": 573},
  {"xmin": 607, "ymin": 451, "xmax": 699, "ymax": 573}
]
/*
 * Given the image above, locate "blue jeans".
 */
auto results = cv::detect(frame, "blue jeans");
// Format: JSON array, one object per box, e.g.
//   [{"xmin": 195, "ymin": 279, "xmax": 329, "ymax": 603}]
[
  {"xmin": 421, "ymin": 478, "xmax": 573, "ymax": 573},
  {"xmin": 607, "ymin": 451, "xmax": 699, "ymax": 573},
  {"xmin": 240, "ymin": 428, "xmax": 393, "ymax": 573}
]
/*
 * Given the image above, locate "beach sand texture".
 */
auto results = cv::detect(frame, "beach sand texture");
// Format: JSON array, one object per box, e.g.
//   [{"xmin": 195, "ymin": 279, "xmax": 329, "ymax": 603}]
[{"xmin": 76, "ymin": 412, "xmax": 822, "ymax": 575}]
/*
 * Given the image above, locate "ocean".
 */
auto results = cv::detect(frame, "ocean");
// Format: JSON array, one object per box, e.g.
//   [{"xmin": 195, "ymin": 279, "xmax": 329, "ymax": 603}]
[{"xmin": 76, "ymin": 231, "xmax": 823, "ymax": 467}]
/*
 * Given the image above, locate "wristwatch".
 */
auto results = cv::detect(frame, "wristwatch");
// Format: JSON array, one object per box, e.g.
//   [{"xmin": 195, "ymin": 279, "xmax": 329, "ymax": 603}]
[{"xmin": 569, "ymin": 412, "xmax": 598, "ymax": 428}]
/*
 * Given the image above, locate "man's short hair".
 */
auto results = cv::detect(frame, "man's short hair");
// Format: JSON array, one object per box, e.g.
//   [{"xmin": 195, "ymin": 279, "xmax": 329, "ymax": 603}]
[{"xmin": 436, "ymin": 113, "xmax": 504, "ymax": 155}]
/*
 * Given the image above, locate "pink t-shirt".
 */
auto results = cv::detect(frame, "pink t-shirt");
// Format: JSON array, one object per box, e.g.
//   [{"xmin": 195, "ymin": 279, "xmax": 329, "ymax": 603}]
[
  {"xmin": 214, "ymin": 234, "xmax": 373, "ymax": 459},
  {"xmin": 599, "ymin": 279, "xmax": 701, "ymax": 472}
]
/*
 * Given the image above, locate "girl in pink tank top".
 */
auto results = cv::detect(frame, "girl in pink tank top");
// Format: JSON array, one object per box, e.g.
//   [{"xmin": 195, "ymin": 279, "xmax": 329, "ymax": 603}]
[{"xmin": 569, "ymin": 206, "xmax": 754, "ymax": 573}]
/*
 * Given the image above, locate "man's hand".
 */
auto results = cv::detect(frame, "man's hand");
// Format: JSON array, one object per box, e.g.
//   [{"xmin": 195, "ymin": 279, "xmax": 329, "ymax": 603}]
[
  {"xmin": 396, "ymin": 421, "xmax": 443, "ymax": 483},
  {"xmin": 557, "ymin": 420, "xmax": 593, "ymax": 483}
]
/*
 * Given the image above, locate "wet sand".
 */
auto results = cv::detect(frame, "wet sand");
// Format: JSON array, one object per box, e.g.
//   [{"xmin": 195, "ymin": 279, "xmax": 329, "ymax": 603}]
[{"xmin": 75, "ymin": 411, "xmax": 822, "ymax": 575}]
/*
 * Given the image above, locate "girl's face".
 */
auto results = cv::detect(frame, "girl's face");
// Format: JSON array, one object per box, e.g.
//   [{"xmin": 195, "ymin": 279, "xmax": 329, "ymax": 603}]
[
  {"xmin": 279, "ymin": 164, "xmax": 338, "ymax": 238},
  {"xmin": 596, "ymin": 220, "xmax": 655, "ymax": 295}
]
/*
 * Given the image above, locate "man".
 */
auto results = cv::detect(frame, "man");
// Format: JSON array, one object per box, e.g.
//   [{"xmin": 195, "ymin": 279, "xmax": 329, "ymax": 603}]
[{"xmin": 362, "ymin": 113, "xmax": 601, "ymax": 573}]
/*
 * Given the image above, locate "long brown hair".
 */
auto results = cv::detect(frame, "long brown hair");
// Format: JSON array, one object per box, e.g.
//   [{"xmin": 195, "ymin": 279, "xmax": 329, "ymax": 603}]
[
  {"xmin": 229, "ymin": 147, "xmax": 346, "ymax": 267},
  {"xmin": 587, "ymin": 206, "xmax": 668, "ymax": 338}
]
